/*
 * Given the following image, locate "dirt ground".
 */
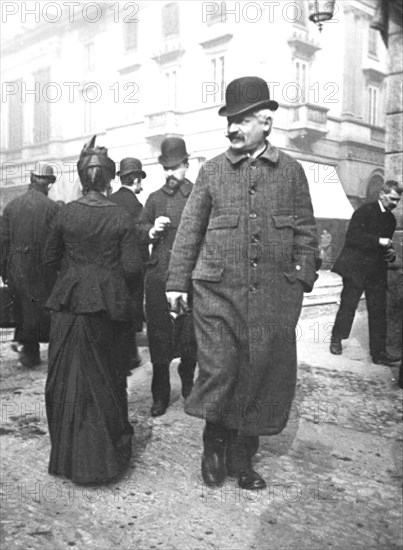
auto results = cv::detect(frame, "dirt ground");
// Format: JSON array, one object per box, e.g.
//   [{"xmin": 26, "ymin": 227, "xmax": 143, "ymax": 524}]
[{"xmin": 1, "ymin": 307, "xmax": 402, "ymax": 550}]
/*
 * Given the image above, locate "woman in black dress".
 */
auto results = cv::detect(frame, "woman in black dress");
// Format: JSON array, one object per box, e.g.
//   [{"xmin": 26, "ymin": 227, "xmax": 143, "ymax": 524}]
[{"xmin": 44, "ymin": 137, "xmax": 143, "ymax": 484}]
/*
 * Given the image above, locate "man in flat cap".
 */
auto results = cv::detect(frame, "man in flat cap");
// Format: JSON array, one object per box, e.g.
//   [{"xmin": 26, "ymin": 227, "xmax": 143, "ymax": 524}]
[
  {"xmin": 1, "ymin": 162, "xmax": 60, "ymax": 367},
  {"xmin": 166, "ymin": 76, "xmax": 319, "ymax": 490},
  {"xmin": 111, "ymin": 158, "xmax": 149, "ymax": 373},
  {"xmin": 139, "ymin": 137, "xmax": 197, "ymax": 417}
]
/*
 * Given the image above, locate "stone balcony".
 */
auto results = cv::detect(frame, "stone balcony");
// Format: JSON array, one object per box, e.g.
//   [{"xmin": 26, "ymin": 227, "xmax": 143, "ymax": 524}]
[
  {"xmin": 289, "ymin": 103, "xmax": 329, "ymax": 148},
  {"xmin": 144, "ymin": 110, "xmax": 183, "ymax": 142}
]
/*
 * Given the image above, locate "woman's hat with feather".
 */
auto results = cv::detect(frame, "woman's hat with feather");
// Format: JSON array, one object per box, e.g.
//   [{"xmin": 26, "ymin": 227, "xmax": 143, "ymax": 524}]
[{"xmin": 77, "ymin": 135, "xmax": 116, "ymax": 184}]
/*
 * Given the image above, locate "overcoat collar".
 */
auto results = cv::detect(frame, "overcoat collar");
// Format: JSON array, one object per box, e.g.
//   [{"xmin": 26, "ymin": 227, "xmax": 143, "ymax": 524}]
[
  {"xmin": 77, "ymin": 191, "xmax": 116, "ymax": 207},
  {"xmin": 225, "ymin": 141, "xmax": 280, "ymax": 165},
  {"xmin": 161, "ymin": 178, "xmax": 192, "ymax": 197}
]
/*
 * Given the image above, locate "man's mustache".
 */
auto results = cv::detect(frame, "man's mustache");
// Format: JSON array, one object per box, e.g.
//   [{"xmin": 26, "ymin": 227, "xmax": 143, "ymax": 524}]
[{"xmin": 225, "ymin": 131, "xmax": 244, "ymax": 140}]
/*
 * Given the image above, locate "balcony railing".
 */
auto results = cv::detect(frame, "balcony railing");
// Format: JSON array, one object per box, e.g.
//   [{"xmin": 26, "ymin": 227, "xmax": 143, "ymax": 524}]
[
  {"xmin": 145, "ymin": 110, "xmax": 183, "ymax": 140},
  {"xmin": 289, "ymin": 103, "xmax": 329, "ymax": 146}
]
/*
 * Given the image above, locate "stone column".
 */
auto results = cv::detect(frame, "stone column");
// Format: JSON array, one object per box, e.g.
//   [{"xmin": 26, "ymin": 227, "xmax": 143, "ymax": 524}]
[{"xmin": 385, "ymin": 1, "xmax": 403, "ymax": 356}]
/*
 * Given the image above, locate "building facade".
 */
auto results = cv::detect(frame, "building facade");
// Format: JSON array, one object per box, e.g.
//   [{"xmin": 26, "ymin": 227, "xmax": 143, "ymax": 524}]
[{"xmin": 0, "ymin": 0, "xmax": 388, "ymax": 224}]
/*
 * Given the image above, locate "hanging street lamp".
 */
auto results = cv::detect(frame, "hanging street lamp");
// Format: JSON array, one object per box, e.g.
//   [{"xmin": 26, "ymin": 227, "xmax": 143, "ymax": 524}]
[{"xmin": 308, "ymin": 1, "xmax": 336, "ymax": 32}]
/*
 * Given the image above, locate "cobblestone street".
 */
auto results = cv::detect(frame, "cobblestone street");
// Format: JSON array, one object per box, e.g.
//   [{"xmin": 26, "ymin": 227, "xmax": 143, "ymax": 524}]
[{"xmin": 1, "ymin": 306, "xmax": 402, "ymax": 550}]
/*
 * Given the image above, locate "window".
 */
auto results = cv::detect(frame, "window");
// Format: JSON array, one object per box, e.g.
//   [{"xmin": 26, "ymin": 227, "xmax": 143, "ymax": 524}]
[
  {"xmin": 33, "ymin": 68, "xmax": 50, "ymax": 144},
  {"xmin": 164, "ymin": 68, "xmax": 177, "ymax": 109},
  {"xmin": 83, "ymin": 85, "xmax": 98, "ymax": 134},
  {"xmin": 292, "ymin": 1, "xmax": 307, "ymax": 28},
  {"xmin": 162, "ymin": 3, "xmax": 179, "ymax": 38},
  {"xmin": 124, "ymin": 22, "xmax": 138, "ymax": 51},
  {"xmin": 368, "ymin": 27, "xmax": 378, "ymax": 57},
  {"xmin": 85, "ymin": 42, "xmax": 95, "ymax": 70},
  {"xmin": 211, "ymin": 55, "xmax": 225, "ymax": 103},
  {"xmin": 8, "ymin": 78, "xmax": 23, "ymax": 150},
  {"xmin": 294, "ymin": 59, "xmax": 308, "ymax": 103},
  {"xmin": 367, "ymin": 85, "xmax": 379, "ymax": 125}
]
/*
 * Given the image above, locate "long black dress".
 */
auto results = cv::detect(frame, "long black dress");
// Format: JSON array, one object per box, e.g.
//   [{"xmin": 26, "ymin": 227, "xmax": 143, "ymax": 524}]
[{"xmin": 43, "ymin": 192, "xmax": 143, "ymax": 484}]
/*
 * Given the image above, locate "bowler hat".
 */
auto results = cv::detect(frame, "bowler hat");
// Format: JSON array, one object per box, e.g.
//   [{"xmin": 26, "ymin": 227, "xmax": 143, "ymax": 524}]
[
  {"xmin": 218, "ymin": 76, "xmax": 278, "ymax": 117},
  {"xmin": 31, "ymin": 162, "xmax": 56, "ymax": 183},
  {"xmin": 158, "ymin": 137, "xmax": 189, "ymax": 168},
  {"xmin": 117, "ymin": 157, "xmax": 147, "ymax": 179}
]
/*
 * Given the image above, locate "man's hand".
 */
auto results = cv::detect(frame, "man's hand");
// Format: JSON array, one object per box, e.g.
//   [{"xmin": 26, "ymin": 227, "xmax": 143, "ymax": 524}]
[
  {"xmin": 149, "ymin": 216, "xmax": 171, "ymax": 240},
  {"xmin": 379, "ymin": 237, "xmax": 393, "ymax": 247},
  {"xmin": 166, "ymin": 291, "xmax": 189, "ymax": 319}
]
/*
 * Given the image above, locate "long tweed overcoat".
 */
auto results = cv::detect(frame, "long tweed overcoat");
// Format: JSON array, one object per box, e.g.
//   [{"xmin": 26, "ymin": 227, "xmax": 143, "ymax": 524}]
[
  {"xmin": 138, "ymin": 180, "xmax": 197, "ymax": 364},
  {"xmin": 166, "ymin": 144, "xmax": 319, "ymax": 436},
  {"xmin": 1, "ymin": 189, "xmax": 60, "ymax": 342}
]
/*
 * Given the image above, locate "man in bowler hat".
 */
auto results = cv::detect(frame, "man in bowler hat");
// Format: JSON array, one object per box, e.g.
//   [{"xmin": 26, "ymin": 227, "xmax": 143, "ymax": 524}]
[
  {"xmin": 1, "ymin": 162, "xmax": 60, "ymax": 367},
  {"xmin": 110, "ymin": 158, "xmax": 149, "ymax": 373},
  {"xmin": 138, "ymin": 137, "xmax": 197, "ymax": 417},
  {"xmin": 166, "ymin": 76, "xmax": 319, "ymax": 490}
]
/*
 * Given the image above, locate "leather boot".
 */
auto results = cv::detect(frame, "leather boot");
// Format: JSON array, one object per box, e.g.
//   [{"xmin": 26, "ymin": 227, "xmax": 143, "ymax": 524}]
[
  {"xmin": 178, "ymin": 359, "xmax": 196, "ymax": 399},
  {"xmin": 201, "ymin": 422, "xmax": 228, "ymax": 487},
  {"xmin": 150, "ymin": 363, "xmax": 170, "ymax": 417},
  {"xmin": 19, "ymin": 342, "xmax": 41, "ymax": 368},
  {"xmin": 226, "ymin": 433, "xmax": 266, "ymax": 491}
]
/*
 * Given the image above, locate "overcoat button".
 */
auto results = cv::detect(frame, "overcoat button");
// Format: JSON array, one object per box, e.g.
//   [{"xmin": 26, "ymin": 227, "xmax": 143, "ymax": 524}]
[
  {"xmin": 249, "ymin": 213, "xmax": 257, "ymax": 219},
  {"xmin": 296, "ymin": 265, "xmax": 301, "ymax": 271}
]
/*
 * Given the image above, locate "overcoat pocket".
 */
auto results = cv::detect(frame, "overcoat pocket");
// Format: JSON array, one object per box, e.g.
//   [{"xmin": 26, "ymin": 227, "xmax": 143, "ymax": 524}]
[
  {"xmin": 207, "ymin": 214, "xmax": 239, "ymax": 230},
  {"xmin": 191, "ymin": 264, "xmax": 224, "ymax": 282}
]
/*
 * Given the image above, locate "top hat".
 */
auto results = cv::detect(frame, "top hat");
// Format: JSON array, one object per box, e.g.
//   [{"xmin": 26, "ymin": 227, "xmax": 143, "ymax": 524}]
[
  {"xmin": 218, "ymin": 76, "xmax": 279, "ymax": 117},
  {"xmin": 31, "ymin": 162, "xmax": 56, "ymax": 183},
  {"xmin": 117, "ymin": 157, "xmax": 147, "ymax": 179},
  {"xmin": 158, "ymin": 137, "xmax": 189, "ymax": 168}
]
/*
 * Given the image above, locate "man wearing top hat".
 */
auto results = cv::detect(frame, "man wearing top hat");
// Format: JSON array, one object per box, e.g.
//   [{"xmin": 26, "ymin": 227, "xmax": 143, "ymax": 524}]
[
  {"xmin": 166, "ymin": 76, "xmax": 319, "ymax": 490},
  {"xmin": 1, "ymin": 162, "xmax": 60, "ymax": 367},
  {"xmin": 110, "ymin": 157, "xmax": 149, "ymax": 373},
  {"xmin": 138, "ymin": 137, "xmax": 197, "ymax": 417}
]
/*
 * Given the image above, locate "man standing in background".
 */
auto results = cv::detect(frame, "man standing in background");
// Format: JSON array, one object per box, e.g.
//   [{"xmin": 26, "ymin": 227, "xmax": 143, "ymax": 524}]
[
  {"xmin": 139, "ymin": 137, "xmax": 197, "ymax": 417},
  {"xmin": 1, "ymin": 163, "xmax": 59, "ymax": 367},
  {"xmin": 330, "ymin": 180, "xmax": 401, "ymax": 366},
  {"xmin": 110, "ymin": 157, "xmax": 149, "ymax": 373}
]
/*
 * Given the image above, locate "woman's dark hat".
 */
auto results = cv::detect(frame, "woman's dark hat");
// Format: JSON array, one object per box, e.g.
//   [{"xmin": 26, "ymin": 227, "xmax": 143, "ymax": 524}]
[
  {"xmin": 117, "ymin": 158, "xmax": 147, "ymax": 179},
  {"xmin": 158, "ymin": 137, "xmax": 189, "ymax": 168},
  {"xmin": 77, "ymin": 135, "xmax": 116, "ymax": 183},
  {"xmin": 218, "ymin": 76, "xmax": 279, "ymax": 117}
]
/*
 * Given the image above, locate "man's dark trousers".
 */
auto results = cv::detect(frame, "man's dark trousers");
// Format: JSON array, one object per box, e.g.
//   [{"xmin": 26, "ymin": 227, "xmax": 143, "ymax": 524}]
[{"xmin": 332, "ymin": 275, "xmax": 387, "ymax": 357}]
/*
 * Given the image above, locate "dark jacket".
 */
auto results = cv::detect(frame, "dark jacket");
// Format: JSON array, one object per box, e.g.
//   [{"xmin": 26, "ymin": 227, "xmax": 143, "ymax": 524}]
[
  {"xmin": 166, "ymin": 144, "xmax": 318, "ymax": 435},
  {"xmin": 1, "ymin": 188, "xmax": 60, "ymax": 341},
  {"xmin": 110, "ymin": 186, "xmax": 144, "ymax": 221},
  {"xmin": 332, "ymin": 201, "xmax": 397, "ymax": 287},
  {"xmin": 110, "ymin": 185, "xmax": 149, "ymax": 328},
  {"xmin": 43, "ymin": 192, "xmax": 143, "ymax": 323},
  {"xmin": 138, "ymin": 179, "xmax": 196, "ymax": 363}
]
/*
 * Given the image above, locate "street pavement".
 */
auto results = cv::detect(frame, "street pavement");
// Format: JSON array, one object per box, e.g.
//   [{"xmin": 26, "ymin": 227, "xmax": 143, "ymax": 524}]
[{"xmin": 0, "ymin": 304, "xmax": 402, "ymax": 550}]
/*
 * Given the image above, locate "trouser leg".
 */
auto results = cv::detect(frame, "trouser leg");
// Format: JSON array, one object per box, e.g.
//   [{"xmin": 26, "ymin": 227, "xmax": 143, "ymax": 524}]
[
  {"xmin": 365, "ymin": 279, "xmax": 387, "ymax": 357},
  {"xmin": 332, "ymin": 279, "xmax": 363, "ymax": 340},
  {"xmin": 178, "ymin": 357, "xmax": 196, "ymax": 399},
  {"xmin": 151, "ymin": 362, "xmax": 170, "ymax": 403}
]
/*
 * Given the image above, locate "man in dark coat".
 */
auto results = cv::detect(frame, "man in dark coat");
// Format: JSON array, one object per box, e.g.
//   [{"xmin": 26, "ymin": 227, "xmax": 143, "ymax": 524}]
[
  {"xmin": 330, "ymin": 180, "xmax": 401, "ymax": 366},
  {"xmin": 166, "ymin": 77, "xmax": 319, "ymax": 490},
  {"xmin": 1, "ymin": 163, "xmax": 59, "ymax": 367},
  {"xmin": 110, "ymin": 157, "xmax": 149, "ymax": 372},
  {"xmin": 139, "ymin": 137, "xmax": 197, "ymax": 417}
]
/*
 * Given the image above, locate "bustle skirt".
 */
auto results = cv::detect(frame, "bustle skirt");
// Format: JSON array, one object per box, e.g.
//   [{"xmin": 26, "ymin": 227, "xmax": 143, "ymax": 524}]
[{"xmin": 45, "ymin": 310, "xmax": 133, "ymax": 484}]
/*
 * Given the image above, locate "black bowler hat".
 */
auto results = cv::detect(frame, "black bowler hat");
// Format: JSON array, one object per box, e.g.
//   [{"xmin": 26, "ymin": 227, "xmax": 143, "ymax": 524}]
[
  {"xmin": 218, "ymin": 76, "xmax": 279, "ymax": 117},
  {"xmin": 31, "ymin": 162, "xmax": 56, "ymax": 183},
  {"xmin": 117, "ymin": 157, "xmax": 147, "ymax": 179},
  {"xmin": 158, "ymin": 137, "xmax": 189, "ymax": 168}
]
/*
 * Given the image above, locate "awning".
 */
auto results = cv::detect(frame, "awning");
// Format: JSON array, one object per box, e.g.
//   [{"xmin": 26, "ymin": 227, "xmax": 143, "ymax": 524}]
[{"xmin": 299, "ymin": 161, "xmax": 354, "ymax": 220}]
